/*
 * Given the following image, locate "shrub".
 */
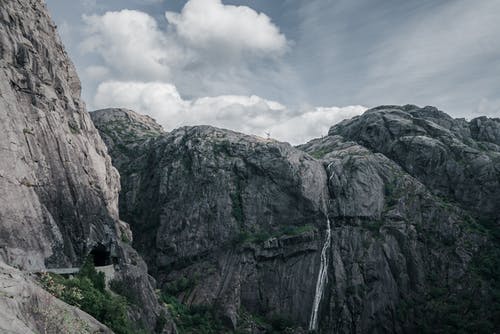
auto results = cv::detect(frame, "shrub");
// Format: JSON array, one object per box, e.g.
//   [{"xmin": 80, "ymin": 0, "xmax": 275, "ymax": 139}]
[
  {"xmin": 78, "ymin": 257, "xmax": 105, "ymax": 292},
  {"xmin": 39, "ymin": 259, "xmax": 141, "ymax": 334},
  {"xmin": 161, "ymin": 294, "xmax": 224, "ymax": 334}
]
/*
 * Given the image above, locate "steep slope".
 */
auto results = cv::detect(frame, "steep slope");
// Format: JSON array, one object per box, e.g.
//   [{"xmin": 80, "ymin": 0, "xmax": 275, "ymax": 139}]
[
  {"xmin": 0, "ymin": 0, "xmax": 121, "ymax": 270},
  {"xmin": 327, "ymin": 105, "xmax": 500, "ymax": 222},
  {"xmin": 300, "ymin": 132, "xmax": 499, "ymax": 333},
  {"xmin": 93, "ymin": 109, "xmax": 330, "ymax": 331},
  {"xmin": 0, "ymin": 1, "xmax": 174, "ymax": 332},
  {"xmin": 93, "ymin": 107, "xmax": 499, "ymax": 333},
  {"xmin": 0, "ymin": 262, "xmax": 112, "ymax": 334}
]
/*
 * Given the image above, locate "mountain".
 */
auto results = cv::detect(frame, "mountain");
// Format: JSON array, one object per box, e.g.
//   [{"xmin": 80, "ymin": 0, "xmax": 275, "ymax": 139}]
[
  {"xmin": 0, "ymin": 0, "xmax": 498, "ymax": 332},
  {"xmin": 0, "ymin": 1, "xmax": 174, "ymax": 333},
  {"xmin": 325, "ymin": 105, "xmax": 500, "ymax": 221},
  {"xmin": 92, "ymin": 106, "xmax": 500, "ymax": 333}
]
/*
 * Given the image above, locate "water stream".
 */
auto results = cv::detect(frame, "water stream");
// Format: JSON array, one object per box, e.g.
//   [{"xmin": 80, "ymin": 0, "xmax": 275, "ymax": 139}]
[{"xmin": 309, "ymin": 218, "xmax": 332, "ymax": 331}]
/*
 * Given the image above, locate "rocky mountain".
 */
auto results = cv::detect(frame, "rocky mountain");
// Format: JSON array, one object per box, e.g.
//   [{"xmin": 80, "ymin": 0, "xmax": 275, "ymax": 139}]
[
  {"xmin": 326, "ymin": 105, "xmax": 500, "ymax": 222},
  {"xmin": 0, "ymin": 1, "xmax": 174, "ymax": 333},
  {"xmin": 1, "ymin": 0, "xmax": 498, "ymax": 333},
  {"xmin": 92, "ymin": 106, "xmax": 500, "ymax": 333}
]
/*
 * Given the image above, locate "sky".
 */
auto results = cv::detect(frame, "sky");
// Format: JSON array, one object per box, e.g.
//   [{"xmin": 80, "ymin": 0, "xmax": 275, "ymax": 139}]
[{"xmin": 45, "ymin": 0, "xmax": 500, "ymax": 144}]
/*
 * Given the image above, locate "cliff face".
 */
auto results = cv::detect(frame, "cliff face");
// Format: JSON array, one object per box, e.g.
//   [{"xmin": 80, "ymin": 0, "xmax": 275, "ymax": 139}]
[
  {"xmin": 0, "ymin": 0, "xmax": 123, "ymax": 269},
  {"xmin": 0, "ymin": 1, "xmax": 174, "ymax": 332},
  {"xmin": 93, "ymin": 106, "xmax": 500, "ymax": 333},
  {"xmin": 0, "ymin": 262, "xmax": 113, "ymax": 334},
  {"xmin": 92, "ymin": 108, "xmax": 330, "ymax": 329},
  {"xmin": 327, "ymin": 105, "xmax": 500, "ymax": 221}
]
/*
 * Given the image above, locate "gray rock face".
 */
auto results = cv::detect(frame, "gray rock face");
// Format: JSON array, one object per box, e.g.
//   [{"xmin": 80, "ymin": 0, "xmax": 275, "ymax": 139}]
[
  {"xmin": 0, "ymin": 262, "xmax": 112, "ymax": 334},
  {"xmin": 0, "ymin": 1, "xmax": 174, "ymax": 332},
  {"xmin": 92, "ymin": 111, "xmax": 330, "ymax": 329},
  {"xmin": 300, "ymin": 133, "xmax": 496, "ymax": 333},
  {"xmin": 328, "ymin": 105, "xmax": 500, "ymax": 221},
  {"xmin": 0, "ymin": 0, "xmax": 122, "ymax": 269},
  {"xmin": 93, "ymin": 107, "xmax": 499, "ymax": 333}
]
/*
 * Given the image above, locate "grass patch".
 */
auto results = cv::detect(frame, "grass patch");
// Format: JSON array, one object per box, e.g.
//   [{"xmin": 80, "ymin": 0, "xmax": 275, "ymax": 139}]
[
  {"xmin": 162, "ymin": 294, "xmax": 224, "ymax": 334},
  {"xmin": 309, "ymin": 147, "xmax": 331, "ymax": 159},
  {"xmin": 230, "ymin": 180, "xmax": 245, "ymax": 224},
  {"xmin": 163, "ymin": 276, "xmax": 196, "ymax": 296},
  {"xmin": 68, "ymin": 120, "xmax": 81, "ymax": 134},
  {"xmin": 39, "ymin": 258, "xmax": 144, "ymax": 334},
  {"xmin": 231, "ymin": 224, "xmax": 315, "ymax": 247}
]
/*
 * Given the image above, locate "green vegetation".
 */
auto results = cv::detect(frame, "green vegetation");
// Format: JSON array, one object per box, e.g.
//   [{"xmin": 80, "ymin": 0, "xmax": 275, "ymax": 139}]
[
  {"xmin": 230, "ymin": 180, "xmax": 245, "ymax": 224},
  {"xmin": 161, "ymin": 277, "xmax": 225, "ymax": 333},
  {"xmin": 120, "ymin": 231, "xmax": 131, "ymax": 243},
  {"xmin": 412, "ymin": 269, "xmax": 499, "ymax": 333},
  {"xmin": 230, "ymin": 191, "xmax": 244, "ymax": 224},
  {"xmin": 68, "ymin": 120, "xmax": 81, "ymax": 134},
  {"xmin": 309, "ymin": 147, "xmax": 331, "ymax": 159},
  {"xmin": 231, "ymin": 230, "xmax": 271, "ymax": 246},
  {"xmin": 407, "ymin": 215, "xmax": 500, "ymax": 334},
  {"xmin": 39, "ymin": 258, "xmax": 144, "ymax": 334},
  {"xmin": 161, "ymin": 293, "xmax": 299, "ymax": 334},
  {"xmin": 162, "ymin": 294, "xmax": 224, "ymax": 334},
  {"xmin": 281, "ymin": 224, "xmax": 315, "ymax": 236},
  {"xmin": 212, "ymin": 139, "xmax": 231, "ymax": 155},
  {"xmin": 362, "ymin": 220, "xmax": 384, "ymax": 236},
  {"xmin": 231, "ymin": 224, "xmax": 315, "ymax": 247},
  {"xmin": 212, "ymin": 140, "xmax": 231, "ymax": 155},
  {"xmin": 163, "ymin": 276, "xmax": 196, "ymax": 296},
  {"xmin": 268, "ymin": 315, "xmax": 295, "ymax": 332},
  {"xmin": 237, "ymin": 308, "xmax": 298, "ymax": 333},
  {"xmin": 109, "ymin": 279, "xmax": 140, "ymax": 306},
  {"xmin": 383, "ymin": 181, "xmax": 398, "ymax": 207}
]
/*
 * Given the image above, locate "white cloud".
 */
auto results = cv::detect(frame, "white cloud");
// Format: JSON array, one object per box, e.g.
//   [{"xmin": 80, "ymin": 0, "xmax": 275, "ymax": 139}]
[
  {"xmin": 94, "ymin": 81, "xmax": 366, "ymax": 144},
  {"xmin": 165, "ymin": 0, "xmax": 287, "ymax": 58},
  {"xmin": 269, "ymin": 106, "xmax": 367, "ymax": 144},
  {"xmin": 83, "ymin": 65, "xmax": 110, "ymax": 81},
  {"xmin": 81, "ymin": 10, "xmax": 182, "ymax": 81},
  {"xmin": 476, "ymin": 98, "xmax": 500, "ymax": 118},
  {"xmin": 81, "ymin": 2, "xmax": 365, "ymax": 143},
  {"xmin": 94, "ymin": 81, "xmax": 188, "ymax": 129},
  {"xmin": 80, "ymin": 2, "xmax": 290, "ymax": 98}
]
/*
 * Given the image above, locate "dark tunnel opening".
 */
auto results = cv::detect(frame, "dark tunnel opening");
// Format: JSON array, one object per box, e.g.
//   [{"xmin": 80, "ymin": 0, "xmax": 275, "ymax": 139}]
[{"xmin": 90, "ymin": 244, "xmax": 111, "ymax": 267}]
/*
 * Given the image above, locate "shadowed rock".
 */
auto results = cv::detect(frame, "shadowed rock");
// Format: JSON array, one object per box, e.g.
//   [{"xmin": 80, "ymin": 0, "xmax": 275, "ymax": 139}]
[{"xmin": 94, "ymin": 106, "xmax": 500, "ymax": 333}]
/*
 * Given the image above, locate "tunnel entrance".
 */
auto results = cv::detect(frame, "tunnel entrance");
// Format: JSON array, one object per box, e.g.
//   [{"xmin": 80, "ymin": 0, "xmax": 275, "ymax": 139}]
[{"xmin": 90, "ymin": 244, "xmax": 111, "ymax": 267}]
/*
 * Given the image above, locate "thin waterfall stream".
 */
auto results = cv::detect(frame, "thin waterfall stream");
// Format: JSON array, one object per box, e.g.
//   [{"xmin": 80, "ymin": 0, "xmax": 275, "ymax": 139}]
[{"xmin": 309, "ymin": 218, "xmax": 332, "ymax": 331}]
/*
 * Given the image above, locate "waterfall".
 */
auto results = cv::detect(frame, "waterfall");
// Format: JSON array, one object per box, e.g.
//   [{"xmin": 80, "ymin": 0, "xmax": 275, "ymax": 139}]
[{"xmin": 309, "ymin": 218, "xmax": 332, "ymax": 331}]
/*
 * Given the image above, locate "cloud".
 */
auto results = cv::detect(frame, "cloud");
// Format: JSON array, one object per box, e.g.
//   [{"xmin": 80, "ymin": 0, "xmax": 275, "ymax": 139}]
[
  {"xmin": 476, "ymin": 98, "xmax": 500, "ymax": 118},
  {"xmin": 83, "ymin": 65, "xmax": 110, "ymax": 81},
  {"xmin": 165, "ymin": 0, "xmax": 287, "ymax": 58},
  {"xmin": 94, "ymin": 81, "xmax": 366, "ymax": 144},
  {"xmin": 292, "ymin": 0, "xmax": 500, "ymax": 116},
  {"xmin": 79, "ymin": 1, "xmax": 294, "ymax": 101},
  {"xmin": 269, "ymin": 106, "xmax": 367, "ymax": 144},
  {"xmin": 81, "ymin": 2, "xmax": 366, "ymax": 143},
  {"xmin": 81, "ymin": 10, "xmax": 180, "ymax": 81}
]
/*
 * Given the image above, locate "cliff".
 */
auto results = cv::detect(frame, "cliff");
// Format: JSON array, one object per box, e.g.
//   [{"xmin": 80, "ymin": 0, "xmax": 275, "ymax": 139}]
[
  {"xmin": 93, "ymin": 106, "xmax": 500, "ymax": 333},
  {"xmin": 0, "ymin": 1, "xmax": 174, "ymax": 332}
]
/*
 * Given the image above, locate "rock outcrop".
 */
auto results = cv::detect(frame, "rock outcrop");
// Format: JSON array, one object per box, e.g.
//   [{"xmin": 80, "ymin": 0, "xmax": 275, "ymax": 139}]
[
  {"xmin": 0, "ymin": 262, "xmax": 112, "ymax": 334},
  {"xmin": 0, "ymin": 1, "xmax": 174, "ymax": 332},
  {"xmin": 299, "ymin": 127, "xmax": 498, "ymax": 333},
  {"xmin": 93, "ymin": 106, "xmax": 500, "ymax": 333},
  {"xmin": 92, "ymin": 109, "xmax": 330, "ymax": 330},
  {"xmin": 0, "ymin": 0, "xmax": 120, "ymax": 271},
  {"xmin": 2, "ymin": 1, "xmax": 497, "ymax": 332},
  {"xmin": 327, "ymin": 105, "xmax": 500, "ymax": 222}
]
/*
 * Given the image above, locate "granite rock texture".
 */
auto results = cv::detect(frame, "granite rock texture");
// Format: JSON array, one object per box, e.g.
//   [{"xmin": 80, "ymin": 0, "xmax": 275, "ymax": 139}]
[
  {"xmin": 0, "ymin": 1, "xmax": 175, "ymax": 332},
  {"xmin": 327, "ymin": 105, "xmax": 500, "ymax": 221},
  {"xmin": 93, "ymin": 106, "xmax": 500, "ymax": 333}
]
